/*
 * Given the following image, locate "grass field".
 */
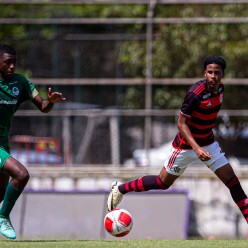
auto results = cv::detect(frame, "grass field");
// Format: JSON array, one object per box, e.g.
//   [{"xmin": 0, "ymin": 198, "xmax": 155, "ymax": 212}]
[{"xmin": 0, "ymin": 240, "xmax": 247, "ymax": 248}]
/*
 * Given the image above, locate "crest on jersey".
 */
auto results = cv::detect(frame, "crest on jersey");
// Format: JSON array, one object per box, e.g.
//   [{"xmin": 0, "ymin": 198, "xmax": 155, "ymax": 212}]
[{"xmin": 12, "ymin": 87, "xmax": 20, "ymax": 96}]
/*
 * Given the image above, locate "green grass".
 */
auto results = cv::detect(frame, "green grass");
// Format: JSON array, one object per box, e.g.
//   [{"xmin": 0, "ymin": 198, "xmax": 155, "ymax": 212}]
[{"xmin": 0, "ymin": 240, "xmax": 247, "ymax": 248}]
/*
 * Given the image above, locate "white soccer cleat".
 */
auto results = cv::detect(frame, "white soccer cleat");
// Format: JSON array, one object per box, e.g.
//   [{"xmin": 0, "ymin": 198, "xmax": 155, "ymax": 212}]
[
  {"xmin": 0, "ymin": 216, "xmax": 16, "ymax": 239},
  {"xmin": 107, "ymin": 181, "xmax": 123, "ymax": 211}
]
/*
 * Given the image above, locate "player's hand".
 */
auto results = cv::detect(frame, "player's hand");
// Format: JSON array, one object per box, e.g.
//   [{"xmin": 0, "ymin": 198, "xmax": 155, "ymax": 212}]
[
  {"xmin": 195, "ymin": 147, "xmax": 211, "ymax": 161},
  {"xmin": 47, "ymin": 87, "xmax": 66, "ymax": 103}
]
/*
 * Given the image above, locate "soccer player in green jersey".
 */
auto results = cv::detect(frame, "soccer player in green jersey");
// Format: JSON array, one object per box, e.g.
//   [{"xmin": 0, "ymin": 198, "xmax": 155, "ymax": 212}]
[{"xmin": 0, "ymin": 44, "xmax": 66, "ymax": 239}]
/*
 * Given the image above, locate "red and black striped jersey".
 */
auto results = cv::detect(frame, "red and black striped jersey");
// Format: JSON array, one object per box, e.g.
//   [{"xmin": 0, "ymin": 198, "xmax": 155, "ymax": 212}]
[{"xmin": 172, "ymin": 79, "xmax": 224, "ymax": 149}]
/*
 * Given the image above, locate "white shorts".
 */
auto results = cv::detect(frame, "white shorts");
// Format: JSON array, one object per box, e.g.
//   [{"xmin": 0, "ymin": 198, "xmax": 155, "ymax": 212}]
[{"xmin": 164, "ymin": 141, "xmax": 229, "ymax": 176}]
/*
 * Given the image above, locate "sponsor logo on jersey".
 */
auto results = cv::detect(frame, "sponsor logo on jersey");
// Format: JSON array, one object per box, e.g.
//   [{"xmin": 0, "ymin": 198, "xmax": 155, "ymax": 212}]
[
  {"xmin": 12, "ymin": 87, "xmax": 20, "ymax": 96},
  {"xmin": 203, "ymin": 93, "xmax": 211, "ymax": 99},
  {"xmin": 0, "ymin": 100, "xmax": 18, "ymax": 104},
  {"xmin": 9, "ymin": 81, "xmax": 17, "ymax": 85}
]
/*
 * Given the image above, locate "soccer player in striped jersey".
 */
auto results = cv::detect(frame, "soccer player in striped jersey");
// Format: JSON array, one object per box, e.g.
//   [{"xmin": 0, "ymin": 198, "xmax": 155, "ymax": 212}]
[
  {"xmin": 0, "ymin": 44, "xmax": 66, "ymax": 239},
  {"xmin": 107, "ymin": 56, "xmax": 248, "ymax": 224}
]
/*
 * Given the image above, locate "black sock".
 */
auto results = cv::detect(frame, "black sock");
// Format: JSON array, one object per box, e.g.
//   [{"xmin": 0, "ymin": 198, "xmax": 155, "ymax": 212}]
[{"xmin": 225, "ymin": 176, "xmax": 248, "ymax": 223}]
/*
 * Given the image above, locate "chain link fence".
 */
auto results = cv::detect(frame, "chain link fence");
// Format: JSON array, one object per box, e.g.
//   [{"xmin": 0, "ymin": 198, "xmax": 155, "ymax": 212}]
[{"xmin": 1, "ymin": 14, "xmax": 248, "ymax": 167}]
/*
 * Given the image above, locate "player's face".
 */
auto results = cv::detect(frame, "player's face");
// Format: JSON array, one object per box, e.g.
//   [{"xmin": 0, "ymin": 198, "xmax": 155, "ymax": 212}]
[
  {"xmin": 0, "ymin": 53, "xmax": 16, "ymax": 80},
  {"xmin": 205, "ymin": 63, "xmax": 223, "ymax": 92}
]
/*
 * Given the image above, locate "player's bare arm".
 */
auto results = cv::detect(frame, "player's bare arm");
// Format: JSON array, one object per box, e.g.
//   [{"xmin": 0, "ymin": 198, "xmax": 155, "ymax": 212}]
[
  {"xmin": 32, "ymin": 87, "xmax": 66, "ymax": 113},
  {"xmin": 177, "ymin": 114, "xmax": 211, "ymax": 161}
]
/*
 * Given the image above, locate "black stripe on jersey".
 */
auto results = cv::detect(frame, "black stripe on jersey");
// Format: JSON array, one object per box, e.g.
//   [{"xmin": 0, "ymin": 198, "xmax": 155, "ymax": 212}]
[
  {"xmin": 188, "ymin": 126, "xmax": 213, "ymax": 135},
  {"xmin": 193, "ymin": 105, "xmax": 221, "ymax": 115},
  {"xmin": 190, "ymin": 117, "xmax": 217, "ymax": 125},
  {"xmin": 194, "ymin": 135, "xmax": 214, "ymax": 146}
]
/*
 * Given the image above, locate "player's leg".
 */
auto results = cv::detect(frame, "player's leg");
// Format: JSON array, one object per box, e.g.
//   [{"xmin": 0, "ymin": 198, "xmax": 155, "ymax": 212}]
[
  {"xmin": 118, "ymin": 167, "xmax": 178, "ymax": 194},
  {"xmin": 107, "ymin": 146, "xmax": 190, "ymax": 211},
  {"xmin": 214, "ymin": 163, "xmax": 248, "ymax": 223},
  {"xmin": 107, "ymin": 168, "xmax": 179, "ymax": 211},
  {"xmin": 204, "ymin": 141, "xmax": 248, "ymax": 223},
  {"xmin": 0, "ymin": 156, "xmax": 30, "ymax": 239},
  {"xmin": 0, "ymin": 172, "xmax": 9, "ymax": 204}
]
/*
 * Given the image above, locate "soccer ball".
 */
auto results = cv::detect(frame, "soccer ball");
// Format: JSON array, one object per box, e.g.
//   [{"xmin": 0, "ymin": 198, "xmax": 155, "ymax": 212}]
[{"xmin": 104, "ymin": 208, "xmax": 133, "ymax": 237}]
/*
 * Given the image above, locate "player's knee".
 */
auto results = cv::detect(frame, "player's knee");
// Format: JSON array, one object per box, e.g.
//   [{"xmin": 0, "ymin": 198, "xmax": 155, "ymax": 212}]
[
  {"xmin": 18, "ymin": 168, "xmax": 30, "ymax": 184},
  {"xmin": 158, "ymin": 175, "xmax": 172, "ymax": 190},
  {"xmin": 163, "ymin": 181, "xmax": 172, "ymax": 190},
  {"xmin": 158, "ymin": 171, "xmax": 176, "ymax": 189}
]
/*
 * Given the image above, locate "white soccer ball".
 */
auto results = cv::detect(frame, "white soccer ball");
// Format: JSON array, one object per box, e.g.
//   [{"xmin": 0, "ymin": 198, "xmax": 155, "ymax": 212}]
[{"xmin": 104, "ymin": 208, "xmax": 133, "ymax": 237}]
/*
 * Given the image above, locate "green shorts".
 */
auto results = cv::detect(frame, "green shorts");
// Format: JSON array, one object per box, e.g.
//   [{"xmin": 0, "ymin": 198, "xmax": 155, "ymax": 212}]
[{"xmin": 0, "ymin": 146, "xmax": 11, "ymax": 170}]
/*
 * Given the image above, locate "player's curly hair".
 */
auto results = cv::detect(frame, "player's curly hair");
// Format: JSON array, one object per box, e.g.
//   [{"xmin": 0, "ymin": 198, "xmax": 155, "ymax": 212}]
[
  {"xmin": 203, "ymin": 56, "xmax": 226, "ymax": 71},
  {"xmin": 0, "ymin": 44, "xmax": 16, "ymax": 56}
]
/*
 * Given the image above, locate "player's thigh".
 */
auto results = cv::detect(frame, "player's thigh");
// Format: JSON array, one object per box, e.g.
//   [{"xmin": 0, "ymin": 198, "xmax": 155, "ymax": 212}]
[
  {"xmin": 164, "ymin": 147, "xmax": 197, "ymax": 176},
  {"xmin": 204, "ymin": 142, "xmax": 228, "ymax": 171},
  {"xmin": 0, "ymin": 146, "xmax": 11, "ymax": 170}
]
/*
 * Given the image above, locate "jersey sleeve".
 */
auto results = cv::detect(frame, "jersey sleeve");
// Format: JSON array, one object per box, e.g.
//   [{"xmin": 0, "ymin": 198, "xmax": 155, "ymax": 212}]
[
  {"xmin": 25, "ymin": 78, "xmax": 39, "ymax": 100},
  {"xmin": 180, "ymin": 91, "xmax": 199, "ymax": 118}
]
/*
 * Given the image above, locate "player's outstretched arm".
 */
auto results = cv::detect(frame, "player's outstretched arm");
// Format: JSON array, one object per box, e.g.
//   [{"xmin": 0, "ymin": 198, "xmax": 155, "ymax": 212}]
[{"xmin": 32, "ymin": 87, "xmax": 66, "ymax": 113}]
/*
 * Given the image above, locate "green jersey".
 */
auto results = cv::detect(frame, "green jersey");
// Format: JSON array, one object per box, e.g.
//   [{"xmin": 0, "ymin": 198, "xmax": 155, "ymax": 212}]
[{"xmin": 0, "ymin": 73, "xmax": 39, "ymax": 148}]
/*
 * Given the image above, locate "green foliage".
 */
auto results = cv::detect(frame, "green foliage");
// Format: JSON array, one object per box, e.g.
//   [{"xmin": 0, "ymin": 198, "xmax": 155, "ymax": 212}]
[
  {"xmin": 120, "ymin": 86, "xmax": 145, "ymax": 109},
  {"xmin": 118, "ymin": 41, "xmax": 146, "ymax": 77},
  {"xmin": 120, "ymin": 22, "xmax": 248, "ymax": 79},
  {"xmin": 1, "ymin": 3, "xmax": 248, "ymax": 111},
  {"xmin": 0, "ymin": 4, "xmax": 147, "ymax": 18},
  {"xmin": 120, "ymin": 85, "xmax": 186, "ymax": 109},
  {"xmin": 155, "ymin": 3, "xmax": 248, "ymax": 18},
  {"xmin": 153, "ymin": 86, "xmax": 185, "ymax": 109}
]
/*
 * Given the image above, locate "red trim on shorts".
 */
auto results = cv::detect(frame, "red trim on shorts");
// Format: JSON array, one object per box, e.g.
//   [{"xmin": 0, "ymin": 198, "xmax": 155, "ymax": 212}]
[{"xmin": 167, "ymin": 149, "xmax": 181, "ymax": 169}]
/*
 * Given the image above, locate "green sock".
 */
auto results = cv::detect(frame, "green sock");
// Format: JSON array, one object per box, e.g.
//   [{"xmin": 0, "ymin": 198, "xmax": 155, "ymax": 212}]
[{"xmin": 0, "ymin": 182, "xmax": 22, "ymax": 218}]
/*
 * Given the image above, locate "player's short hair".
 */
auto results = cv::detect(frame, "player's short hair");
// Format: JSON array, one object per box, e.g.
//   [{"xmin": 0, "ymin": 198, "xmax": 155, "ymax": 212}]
[
  {"xmin": 0, "ymin": 44, "xmax": 16, "ymax": 57},
  {"xmin": 203, "ymin": 56, "xmax": 226, "ymax": 71}
]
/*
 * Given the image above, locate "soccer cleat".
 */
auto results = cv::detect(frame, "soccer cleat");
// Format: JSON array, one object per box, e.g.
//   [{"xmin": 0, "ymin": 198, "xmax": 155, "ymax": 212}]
[
  {"xmin": 107, "ymin": 181, "xmax": 123, "ymax": 211},
  {"xmin": 0, "ymin": 216, "xmax": 16, "ymax": 239}
]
